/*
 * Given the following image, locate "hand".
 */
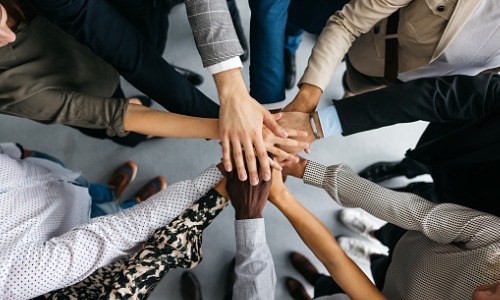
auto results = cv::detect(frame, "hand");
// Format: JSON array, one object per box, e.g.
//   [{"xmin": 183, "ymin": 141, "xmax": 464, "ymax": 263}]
[
  {"xmin": 226, "ymin": 161, "xmax": 272, "ymax": 220},
  {"xmin": 268, "ymin": 168, "xmax": 288, "ymax": 205},
  {"xmin": 282, "ymin": 83, "xmax": 323, "ymax": 113},
  {"xmin": 282, "ymin": 155, "xmax": 308, "ymax": 179},
  {"xmin": 277, "ymin": 112, "xmax": 320, "ymax": 153},
  {"xmin": 263, "ymin": 113, "xmax": 309, "ymax": 167},
  {"xmin": 215, "ymin": 69, "xmax": 288, "ymax": 186}
]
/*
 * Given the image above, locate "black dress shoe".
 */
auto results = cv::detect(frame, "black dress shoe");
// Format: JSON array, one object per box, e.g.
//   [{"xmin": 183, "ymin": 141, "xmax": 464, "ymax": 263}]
[
  {"xmin": 358, "ymin": 161, "xmax": 403, "ymax": 183},
  {"xmin": 181, "ymin": 271, "xmax": 203, "ymax": 300},
  {"xmin": 228, "ymin": 2, "xmax": 249, "ymax": 62},
  {"xmin": 173, "ymin": 66, "xmax": 204, "ymax": 86},
  {"xmin": 286, "ymin": 277, "xmax": 312, "ymax": 300},
  {"xmin": 289, "ymin": 252, "xmax": 320, "ymax": 285},
  {"xmin": 284, "ymin": 49, "xmax": 296, "ymax": 89}
]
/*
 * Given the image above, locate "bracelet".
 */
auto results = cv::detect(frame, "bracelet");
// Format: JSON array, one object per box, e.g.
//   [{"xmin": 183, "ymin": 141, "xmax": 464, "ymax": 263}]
[{"xmin": 309, "ymin": 113, "xmax": 321, "ymax": 139}]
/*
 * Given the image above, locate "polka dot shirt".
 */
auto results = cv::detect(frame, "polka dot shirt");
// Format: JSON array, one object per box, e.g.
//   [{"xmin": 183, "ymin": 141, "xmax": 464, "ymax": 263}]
[{"xmin": 0, "ymin": 144, "xmax": 223, "ymax": 299}]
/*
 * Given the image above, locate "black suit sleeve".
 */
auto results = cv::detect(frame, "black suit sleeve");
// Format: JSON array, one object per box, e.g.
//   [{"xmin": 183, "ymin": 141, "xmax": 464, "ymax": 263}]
[
  {"xmin": 335, "ymin": 74, "xmax": 500, "ymax": 135},
  {"xmin": 30, "ymin": 0, "xmax": 219, "ymax": 118}
]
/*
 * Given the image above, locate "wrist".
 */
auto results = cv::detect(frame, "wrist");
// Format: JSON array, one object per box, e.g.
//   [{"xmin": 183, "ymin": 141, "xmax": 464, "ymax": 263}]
[
  {"xmin": 290, "ymin": 84, "xmax": 322, "ymax": 113},
  {"xmin": 213, "ymin": 68, "xmax": 247, "ymax": 102},
  {"xmin": 235, "ymin": 211, "xmax": 263, "ymax": 220}
]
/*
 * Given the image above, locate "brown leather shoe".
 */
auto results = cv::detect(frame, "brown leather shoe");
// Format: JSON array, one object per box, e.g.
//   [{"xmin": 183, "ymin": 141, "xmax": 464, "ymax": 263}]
[
  {"xmin": 290, "ymin": 252, "xmax": 320, "ymax": 285},
  {"xmin": 181, "ymin": 271, "xmax": 203, "ymax": 300},
  {"xmin": 286, "ymin": 277, "xmax": 312, "ymax": 300},
  {"xmin": 134, "ymin": 176, "xmax": 167, "ymax": 203},
  {"xmin": 107, "ymin": 161, "xmax": 137, "ymax": 200}
]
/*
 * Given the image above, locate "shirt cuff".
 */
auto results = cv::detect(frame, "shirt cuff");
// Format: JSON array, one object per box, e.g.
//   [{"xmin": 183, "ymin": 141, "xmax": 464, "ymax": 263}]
[
  {"xmin": 317, "ymin": 105, "xmax": 343, "ymax": 138},
  {"xmin": 235, "ymin": 219, "xmax": 267, "ymax": 247},
  {"xmin": 0, "ymin": 143, "xmax": 23, "ymax": 158},
  {"xmin": 303, "ymin": 160, "xmax": 327, "ymax": 188},
  {"xmin": 206, "ymin": 57, "xmax": 243, "ymax": 75}
]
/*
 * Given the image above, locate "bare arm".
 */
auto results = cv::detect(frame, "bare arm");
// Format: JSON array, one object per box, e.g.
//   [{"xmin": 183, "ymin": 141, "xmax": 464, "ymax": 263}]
[{"xmin": 268, "ymin": 172, "xmax": 386, "ymax": 300}]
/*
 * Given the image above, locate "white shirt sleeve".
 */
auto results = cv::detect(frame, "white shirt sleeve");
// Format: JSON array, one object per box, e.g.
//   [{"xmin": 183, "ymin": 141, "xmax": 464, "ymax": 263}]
[
  {"xmin": 232, "ymin": 219, "xmax": 276, "ymax": 300},
  {"xmin": 206, "ymin": 56, "xmax": 243, "ymax": 74},
  {"xmin": 3, "ymin": 165, "xmax": 223, "ymax": 299}
]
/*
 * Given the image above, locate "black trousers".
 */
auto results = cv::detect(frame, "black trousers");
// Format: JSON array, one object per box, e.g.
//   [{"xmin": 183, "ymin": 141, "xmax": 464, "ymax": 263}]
[{"xmin": 75, "ymin": 0, "xmax": 220, "ymax": 146}]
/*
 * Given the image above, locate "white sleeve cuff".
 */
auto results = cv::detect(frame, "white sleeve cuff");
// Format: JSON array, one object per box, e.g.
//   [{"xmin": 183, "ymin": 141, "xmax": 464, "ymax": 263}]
[{"xmin": 206, "ymin": 57, "xmax": 243, "ymax": 74}]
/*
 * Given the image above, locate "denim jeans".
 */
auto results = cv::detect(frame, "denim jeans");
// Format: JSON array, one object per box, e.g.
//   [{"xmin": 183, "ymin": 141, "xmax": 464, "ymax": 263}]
[
  {"xmin": 88, "ymin": 184, "xmax": 140, "ymax": 218},
  {"xmin": 248, "ymin": 0, "xmax": 290, "ymax": 104}
]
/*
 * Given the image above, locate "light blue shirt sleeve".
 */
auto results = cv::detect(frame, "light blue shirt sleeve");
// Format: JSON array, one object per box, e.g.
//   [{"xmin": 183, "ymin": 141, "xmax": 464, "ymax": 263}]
[
  {"xmin": 317, "ymin": 105, "xmax": 343, "ymax": 138},
  {"xmin": 233, "ymin": 219, "xmax": 276, "ymax": 300}
]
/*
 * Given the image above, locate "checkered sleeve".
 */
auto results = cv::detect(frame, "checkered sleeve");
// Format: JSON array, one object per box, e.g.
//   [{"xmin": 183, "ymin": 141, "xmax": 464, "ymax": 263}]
[{"xmin": 185, "ymin": 0, "xmax": 244, "ymax": 67}]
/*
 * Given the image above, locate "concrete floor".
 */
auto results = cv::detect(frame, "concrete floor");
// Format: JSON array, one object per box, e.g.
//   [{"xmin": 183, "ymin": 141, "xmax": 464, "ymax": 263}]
[{"xmin": 0, "ymin": 2, "xmax": 431, "ymax": 299}]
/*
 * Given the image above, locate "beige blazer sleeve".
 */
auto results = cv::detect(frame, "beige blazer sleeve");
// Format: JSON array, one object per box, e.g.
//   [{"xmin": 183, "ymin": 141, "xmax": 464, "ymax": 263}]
[{"xmin": 299, "ymin": 0, "xmax": 412, "ymax": 91}]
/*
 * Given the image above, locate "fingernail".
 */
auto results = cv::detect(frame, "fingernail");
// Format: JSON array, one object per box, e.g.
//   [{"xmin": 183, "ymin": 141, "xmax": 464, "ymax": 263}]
[
  {"xmin": 239, "ymin": 172, "xmax": 247, "ymax": 181},
  {"xmin": 304, "ymin": 143, "xmax": 310, "ymax": 148},
  {"xmin": 225, "ymin": 164, "xmax": 232, "ymax": 172},
  {"xmin": 263, "ymin": 173, "xmax": 271, "ymax": 181},
  {"xmin": 280, "ymin": 130, "xmax": 288, "ymax": 137},
  {"xmin": 251, "ymin": 177, "xmax": 259, "ymax": 186}
]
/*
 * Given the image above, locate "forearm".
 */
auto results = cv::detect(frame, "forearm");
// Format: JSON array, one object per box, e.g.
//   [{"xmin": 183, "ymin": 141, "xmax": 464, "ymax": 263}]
[
  {"xmin": 124, "ymin": 104, "xmax": 219, "ymax": 139},
  {"xmin": 233, "ymin": 219, "xmax": 276, "ymax": 300},
  {"xmin": 336, "ymin": 74, "xmax": 500, "ymax": 135},
  {"xmin": 270, "ymin": 190, "xmax": 384, "ymax": 300}
]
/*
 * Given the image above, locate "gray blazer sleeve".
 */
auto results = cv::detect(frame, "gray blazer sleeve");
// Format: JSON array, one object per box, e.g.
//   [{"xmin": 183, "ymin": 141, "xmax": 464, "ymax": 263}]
[
  {"xmin": 185, "ymin": 0, "xmax": 244, "ymax": 67},
  {"xmin": 233, "ymin": 219, "xmax": 276, "ymax": 300}
]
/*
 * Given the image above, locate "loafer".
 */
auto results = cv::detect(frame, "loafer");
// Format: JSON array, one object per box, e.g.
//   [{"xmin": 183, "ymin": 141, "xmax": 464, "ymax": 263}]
[
  {"xmin": 358, "ymin": 161, "xmax": 402, "ymax": 183},
  {"xmin": 289, "ymin": 252, "xmax": 319, "ymax": 285},
  {"xmin": 134, "ymin": 176, "xmax": 167, "ymax": 203},
  {"xmin": 107, "ymin": 161, "xmax": 137, "ymax": 200},
  {"xmin": 181, "ymin": 271, "xmax": 203, "ymax": 300},
  {"xmin": 173, "ymin": 66, "xmax": 204, "ymax": 86},
  {"xmin": 286, "ymin": 277, "xmax": 312, "ymax": 300}
]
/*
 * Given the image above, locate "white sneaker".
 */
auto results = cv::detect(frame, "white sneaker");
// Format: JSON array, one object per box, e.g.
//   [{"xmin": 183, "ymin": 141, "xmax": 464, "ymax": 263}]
[
  {"xmin": 338, "ymin": 208, "xmax": 379, "ymax": 235},
  {"xmin": 337, "ymin": 236, "xmax": 388, "ymax": 260}
]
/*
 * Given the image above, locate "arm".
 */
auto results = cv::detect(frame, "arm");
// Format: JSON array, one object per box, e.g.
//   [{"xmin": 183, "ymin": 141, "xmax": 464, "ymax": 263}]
[
  {"xmin": 225, "ymin": 160, "xmax": 276, "ymax": 300},
  {"xmin": 268, "ymin": 171, "xmax": 386, "ymax": 300},
  {"xmin": 280, "ymin": 74, "xmax": 500, "ymax": 140},
  {"xmin": 334, "ymin": 74, "xmax": 500, "ymax": 135},
  {"xmin": 3, "ymin": 165, "xmax": 224, "ymax": 299},
  {"xmin": 300, "ymin": 161, "xmax": 500, "ymax": 248}
]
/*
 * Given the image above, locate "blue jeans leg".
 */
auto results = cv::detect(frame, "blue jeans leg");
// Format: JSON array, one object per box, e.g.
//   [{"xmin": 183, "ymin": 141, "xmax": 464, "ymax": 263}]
[
  {"xmin": 248, "ymin": 0, "xmax": 290, "ymax": 104},
  {"xmin": 88, "ymin": 183, "xmax": 123, "ymax": 218}
]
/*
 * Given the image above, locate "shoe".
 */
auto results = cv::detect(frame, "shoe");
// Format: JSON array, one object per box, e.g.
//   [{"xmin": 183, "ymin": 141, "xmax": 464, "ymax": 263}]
[
  {"xmin": 181, "ymin": 271, "xmax": 203, "ymax": 300},
  {"xmin": 107, "ymin": 161, "xmax": 138, "ymax": 200},
  {"xmin": 285, "ymin": 277, "xmax": 312, "ymax": 300},
  {"xmin": 289, "ymin": 252, "xmax": 319, "ymax": 285},
  {"xmin": 230, "ymin": 11, "xmax": 249, "ymax": 62},
  {"xmin": 134, "ymin": 176, "xmax": 167, "ymax": 203},
  {"xmin": 338, "ymin": 208, "xmax": 379, "ymax": 236},
  {"xmin": 337, "ymin": 236, "xmax": 388, "ymax": 260},
  {"xmin": 173, "ymin": 66, "xmax": 204, "ymax": 86},
  {"xmin": 131, "ymin": 95, "xmax": 153, "ymax": 107},
  {"xmin": 358, "ymin": 161, "xmax": 403, "ymax": 183},
  {"xmin": 284, "ymin": 49, "xmax": 296, "ymax": 90}
]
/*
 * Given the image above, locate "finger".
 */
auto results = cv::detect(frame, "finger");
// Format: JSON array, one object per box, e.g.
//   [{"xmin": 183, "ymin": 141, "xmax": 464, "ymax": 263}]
[
  {"xmin": 305, "ymin": 147, "xmax": 311, "ymax": 154},
  {"xmin": 272, "ymin": 136, "xmax": 309, "ymax": 150},
  {"xmin": 221, "ymin": 137, "xmax": 233, "ymax": 172},
  {"xmin": 282, "ymin": 128, "xmax": 308, "ymax": 138},
  {"xmin": 231, "ymin": 138, "xmax": 247, "ymax": 182},
  {"xmin": 254, "ymin": 135, "xmax": 272, "ymax": 182},
  {"xmin": 242, "ymin": 138, "xmax": 259, "ymax": 186},
  {"xmin": 269, "ymin": 157, "xmax": 283, "ymax": 171},
  {"xmin": 264, "ymin": 113, "xmax": 288, "ymax": 138},
  {"xmin": 267, "ymin": 146, "xmax": 299, "ymax": 164},
  {"xmin": 272, "ymin": 112, "xmax": 283, "ymax": 121}
]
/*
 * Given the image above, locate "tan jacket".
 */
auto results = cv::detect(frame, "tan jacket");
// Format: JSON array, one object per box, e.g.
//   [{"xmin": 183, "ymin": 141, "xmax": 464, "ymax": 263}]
[{"xmin": 300, "ymin": 0, "xmax": 483, "ymax": 91}]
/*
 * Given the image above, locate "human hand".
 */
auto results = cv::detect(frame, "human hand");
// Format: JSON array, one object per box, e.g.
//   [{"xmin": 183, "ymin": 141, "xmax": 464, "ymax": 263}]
[
  {"xmin": 225, "ymin": 159, "xmax": 272, "ymax": 220},
  {"xmin": 282, "ymin": 155, "xmax": 308, "ymax": 179},
  {"xmin": 277, "ymin": 112, "xmax": 323, "ymax": 154},
  {"xmin": 268, "ymin": 168, "xmax": 288, "ymax": 205},
  {"xmin": 215, "ymin": 69, "xmax": 288, "ymax": 186},
  {"xmin": 263, "ymin": 113, "xmax": 309, "ymax": 167},
  {"xmin": 282, "ymin": 83, "xmax": 323, "ymax": 113}
]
